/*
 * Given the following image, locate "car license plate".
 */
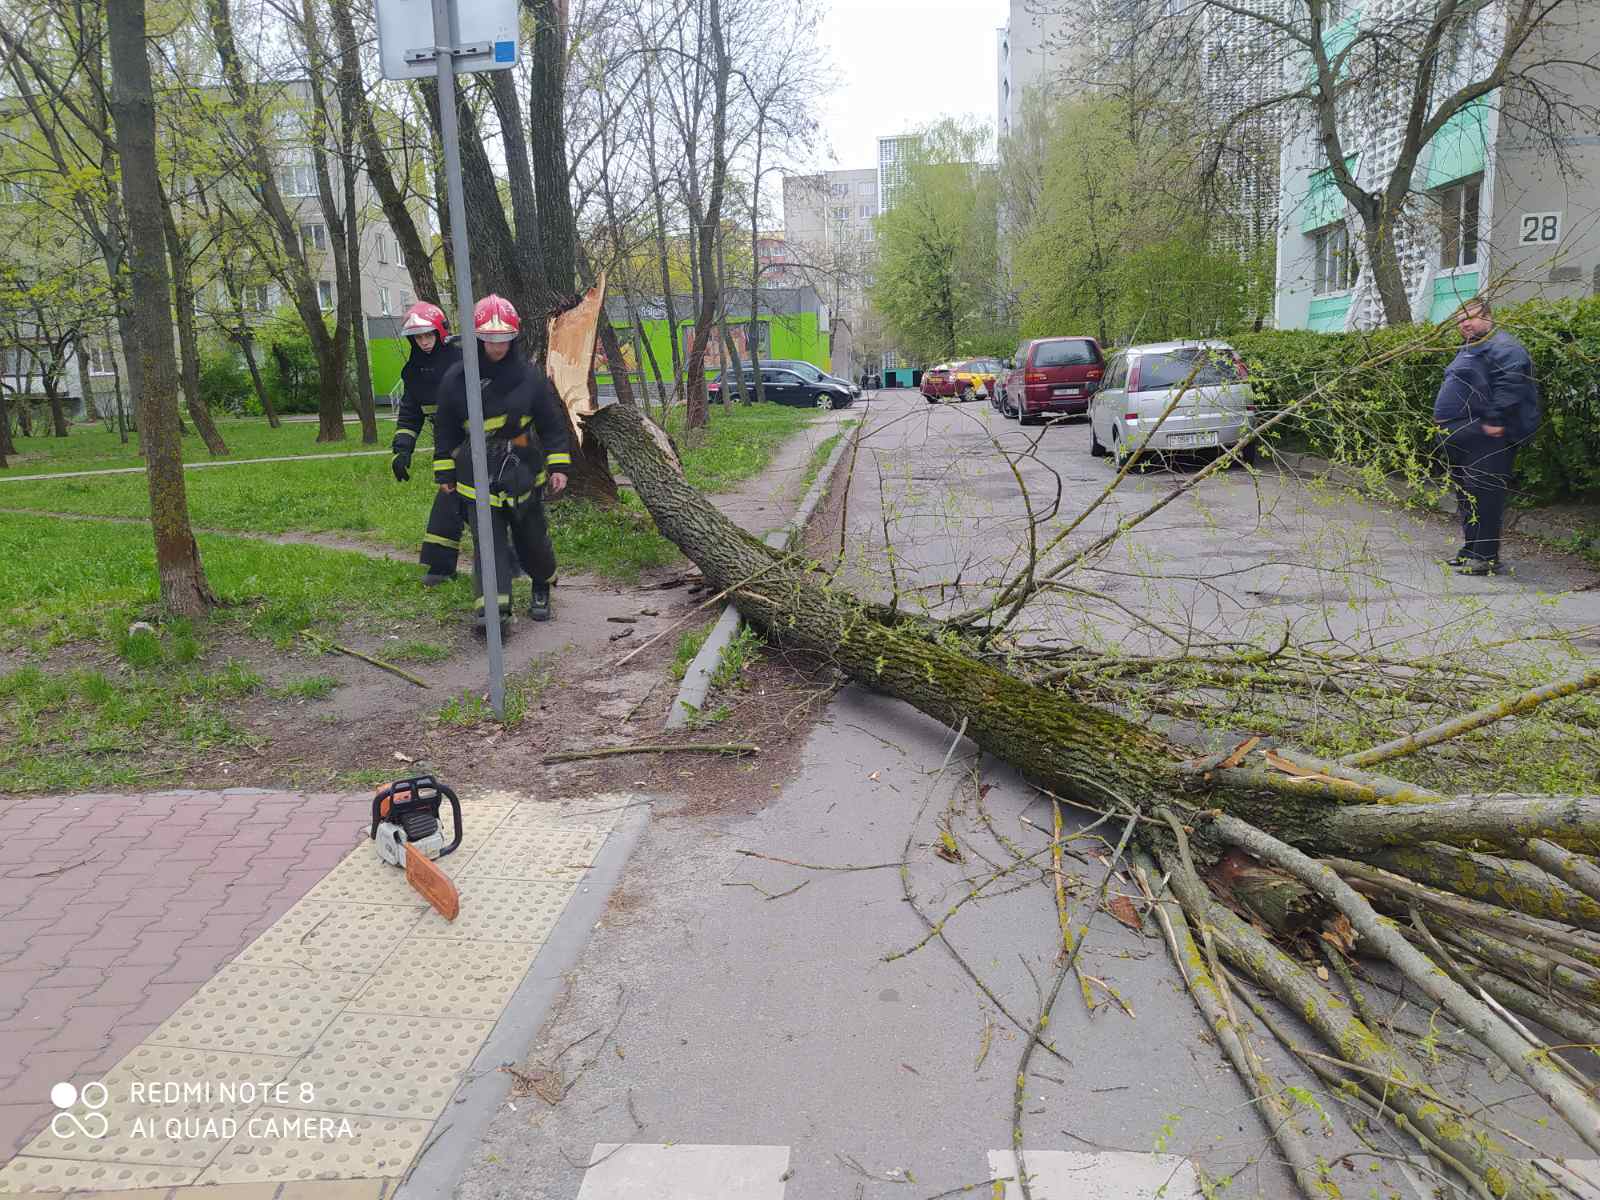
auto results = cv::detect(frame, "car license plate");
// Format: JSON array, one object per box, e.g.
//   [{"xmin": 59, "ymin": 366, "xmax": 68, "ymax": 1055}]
[
  {"xmin": 1052, "ymin": 386, "xmax": 1080, "ymax": 396},
  {"xmin": 1168, "ymin": 431, "xmax": 1218, "ymax": 449}
]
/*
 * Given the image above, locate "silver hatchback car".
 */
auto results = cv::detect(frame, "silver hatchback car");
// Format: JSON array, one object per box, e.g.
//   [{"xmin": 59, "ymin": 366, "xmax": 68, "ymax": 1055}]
[{"xmin": 1088, "ymin": 341, "xmax": 1256, "ymax": 468}]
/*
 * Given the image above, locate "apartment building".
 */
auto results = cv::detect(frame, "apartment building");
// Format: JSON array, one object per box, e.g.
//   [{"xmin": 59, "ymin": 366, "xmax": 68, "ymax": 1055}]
[
  {"xmin": 783, "ymin": 168, "xmax": 878, "ymax": 378},
  {"xmin": 995, "ymin": 2, "xmax": 1077, "ymax": 142},
  {"xmin": 1275, "ymin": 3, "xmax": 1600, "ymax": 330}
]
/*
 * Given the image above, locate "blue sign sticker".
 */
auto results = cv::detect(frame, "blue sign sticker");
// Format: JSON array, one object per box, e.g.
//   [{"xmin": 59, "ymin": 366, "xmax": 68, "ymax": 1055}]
[{"xmin": 494, "ymin": 40, "xmax": 515, "ymax": 62}]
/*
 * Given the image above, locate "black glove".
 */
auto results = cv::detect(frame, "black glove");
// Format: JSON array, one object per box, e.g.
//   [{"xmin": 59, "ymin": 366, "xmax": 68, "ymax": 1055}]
[{"xmin": 391, "ymin": 449, "xmax": 412, "ymax": 482}]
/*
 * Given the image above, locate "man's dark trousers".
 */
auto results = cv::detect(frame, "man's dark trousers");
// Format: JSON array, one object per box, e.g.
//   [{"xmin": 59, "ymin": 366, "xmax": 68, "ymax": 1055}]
[
  {"xmin": 471, "ymin": 493, "xmax": 556, "ymax": 617},
  {"xmin": 1441, "ymin": 425, "xmax": 1518, "ymax": 562}
]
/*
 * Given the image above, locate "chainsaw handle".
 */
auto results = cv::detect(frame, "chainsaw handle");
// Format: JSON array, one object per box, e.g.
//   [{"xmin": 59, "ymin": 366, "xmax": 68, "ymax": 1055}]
[{"xmin": 436, "ymin": 782, "xmax": 463, "ymax": 858}]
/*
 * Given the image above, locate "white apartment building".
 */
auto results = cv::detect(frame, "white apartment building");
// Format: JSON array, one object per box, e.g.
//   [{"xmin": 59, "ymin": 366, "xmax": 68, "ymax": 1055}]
[
  {"xmin": 995, "ymin": 2, "xmax": 1076, "ymax": 142},
  {"xmin": 783, "ymin": 168, "xmax": 879, "ymax": 378},
  {"xmin": 1275, "ymin": 2, "xmax": 1600, "ymax": 330},
  {"xmin": 876, "ymin": 136, "xmax": 918, "ymax": 213}
]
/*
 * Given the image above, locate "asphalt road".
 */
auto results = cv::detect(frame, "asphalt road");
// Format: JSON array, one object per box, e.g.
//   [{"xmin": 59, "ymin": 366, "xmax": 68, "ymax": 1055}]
[{"xmin": 452, "ymin": 391, "xmax": 1600, "ymax": 1200}]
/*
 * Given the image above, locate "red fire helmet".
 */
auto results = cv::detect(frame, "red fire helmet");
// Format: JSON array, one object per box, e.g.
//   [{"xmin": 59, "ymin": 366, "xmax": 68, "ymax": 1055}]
[
  {"xmin": 473, "ymin": 294, "xmax": 521, "ymax": 342},
  {"xmin": 399, "ymin": 301, "xmax": 448, "ymax": 339}
]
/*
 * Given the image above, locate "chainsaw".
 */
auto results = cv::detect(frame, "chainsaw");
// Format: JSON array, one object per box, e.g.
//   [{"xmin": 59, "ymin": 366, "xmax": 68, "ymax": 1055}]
[{"xmin": 371, "ymin": 776, "xmax": 463, "ymax": 921}]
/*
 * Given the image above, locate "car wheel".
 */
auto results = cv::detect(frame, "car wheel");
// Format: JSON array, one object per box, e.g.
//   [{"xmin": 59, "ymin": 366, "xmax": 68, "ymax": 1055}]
[
  {"xmin": 1090, "ymin": 420, "xmax": 1109, "ymax": 457},
  {"xmin": 925, "ymin": 394, "xmax": 938, "ymax": 404},
  {"xmin": 1237, "ymin": 438, "xmax": 1258, "ymax": 467},
  {"xmin": 1017, "ymin": 405, "xmax": 1034, "ymax": 427},
  {"xmin": 957, "ymin": 384, "xmax": 972, "ymax": 402},
  {"xmin": 816, "ymin": 393, "xmax": 835, "ymax": 411}
]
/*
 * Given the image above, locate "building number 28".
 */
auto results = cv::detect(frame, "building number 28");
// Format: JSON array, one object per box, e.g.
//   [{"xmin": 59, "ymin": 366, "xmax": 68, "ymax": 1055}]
[{"xmin": 1519, "ymin": 212, "xmax": 1562, "ymax": 245}]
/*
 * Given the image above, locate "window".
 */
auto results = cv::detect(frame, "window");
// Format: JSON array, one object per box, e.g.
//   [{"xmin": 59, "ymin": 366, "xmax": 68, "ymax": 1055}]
[
  {"xmin": 245, "ymin": 284, "xmax": 271, "ymax": 313},
  {"xmin": 278, "ymin": 163, "xmax": 317, "ymax": 197},
  {"xmin": 400, "ymin": 292, "xmax": 412, "ymax": 311},
  {"xmin": 300, "ymin": 222, "xmax": 328, "ymax": 253},
  {"xmin": 1312, "ymin": 223, "xmax": 1358, "ymax": 294},
  {"xmin": 379, "ymin": 286, "xmax": 392, "ymax": 315},
  {"xmin": 377, "ymin": 233, "xmax": 389, "ymax": 263},
  {"xmin": 1, "ymin": 179, "xmax": 25, "ymax": 203},
  {"xmin": 831, "ymin": 205, "xmax": 850, "ymax": 222},
  {"xmin": 1134, "ymin": 348, "xmax": 1245, "ymax": 391},
  {"xmin": 1437, "ymin": 177, "xmax": 1481, "ymax": 269},
  {"xmin": 858, "ymin": 181, "xmax": 873, "ymax": 197},
  {"xmin": 1033, "ymin": 339, "xmax": 1098, "ymax": 367},
  {"xmin": 85, "ymin": 345, "xmax": 114, "ymax": 376},
  {"xmin": 318, "ymin": 279, "xmax": 334, "ymax": 310},
  {"xmin": 859, "ymin": 204, "xmax": 873, "ymax": 219}
]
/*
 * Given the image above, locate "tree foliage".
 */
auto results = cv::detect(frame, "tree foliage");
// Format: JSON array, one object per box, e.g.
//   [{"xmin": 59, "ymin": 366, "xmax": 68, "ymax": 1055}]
[
  {"xmin": 870, "ymin": 119, "xmax": 1003, "ymax": 363},
  {"xmin": 1012, "ymin": 97, "xmax": 1266, "ymax": 347}
]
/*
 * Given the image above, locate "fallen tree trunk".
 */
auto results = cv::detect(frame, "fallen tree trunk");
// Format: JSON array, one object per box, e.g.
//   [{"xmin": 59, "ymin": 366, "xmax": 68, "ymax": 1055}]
[{"xmin": 564, "ymin": 300, "xmax": 1600, "ymax": 1197}]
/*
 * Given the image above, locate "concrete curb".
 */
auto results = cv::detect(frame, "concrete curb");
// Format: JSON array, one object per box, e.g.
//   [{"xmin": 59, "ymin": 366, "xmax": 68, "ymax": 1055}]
[{"xmin": 665, "ymin": 424, "xmax": 858, "ymax": 729}]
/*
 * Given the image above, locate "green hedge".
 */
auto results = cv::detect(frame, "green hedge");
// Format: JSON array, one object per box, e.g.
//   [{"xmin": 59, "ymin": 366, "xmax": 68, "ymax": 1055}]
[{"xmin": 1231, "ymin": 296, "xmax": 1600, "ymax": 503}]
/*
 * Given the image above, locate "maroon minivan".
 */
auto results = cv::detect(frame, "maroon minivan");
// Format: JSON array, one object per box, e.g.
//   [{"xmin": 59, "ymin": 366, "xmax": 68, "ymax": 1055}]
[{"xmin": 1000, "ymin": 337, "xmax": 1104, "ymax": 425}]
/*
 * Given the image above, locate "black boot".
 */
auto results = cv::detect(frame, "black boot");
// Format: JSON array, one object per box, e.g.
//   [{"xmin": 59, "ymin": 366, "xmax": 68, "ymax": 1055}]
[
  {"xmin": 529, "ymin": 581, "xmax": 552, "ymax": 622},
  {"xmin": 473, "ymin": 607, "xmax": 511, "ymax": 639}
]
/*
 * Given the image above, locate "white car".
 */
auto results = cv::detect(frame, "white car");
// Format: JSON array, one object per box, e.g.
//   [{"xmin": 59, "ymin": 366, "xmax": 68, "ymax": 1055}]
[{"xmin": 1088, "ymin": 341, "xmax": 1257, "ymax": 468}]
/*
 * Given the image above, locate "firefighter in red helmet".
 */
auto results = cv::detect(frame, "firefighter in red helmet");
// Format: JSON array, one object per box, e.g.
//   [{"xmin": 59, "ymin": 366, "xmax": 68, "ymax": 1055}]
[
  {"xmin": 432, "ymin": 294, "xmax": 572, "ymax": 636},
  {"xmin": 390, "ymin": 302, "xmax": 467, "ymax": 585}
]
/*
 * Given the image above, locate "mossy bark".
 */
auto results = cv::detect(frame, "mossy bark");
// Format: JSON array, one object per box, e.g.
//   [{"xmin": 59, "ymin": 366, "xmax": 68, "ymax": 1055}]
[{"xmin": 1364, "ymin": 842, "xmax": 1600, "ymax": 933}]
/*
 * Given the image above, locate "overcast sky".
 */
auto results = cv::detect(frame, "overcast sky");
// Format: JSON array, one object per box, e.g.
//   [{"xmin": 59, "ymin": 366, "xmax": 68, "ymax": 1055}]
[{"xmin": 805, "ymin": 1, "xmax": 1004, "ymax": 173}]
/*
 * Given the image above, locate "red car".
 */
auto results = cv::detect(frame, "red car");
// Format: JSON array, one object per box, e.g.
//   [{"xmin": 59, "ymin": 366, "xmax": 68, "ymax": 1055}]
[
  {"xmin": 920, "ymin": 363, "xmax": 955, "ymax": 402},
  {"xmin": 1000, "ymin": 337, "xmax": 1104, "ymax": 425}
]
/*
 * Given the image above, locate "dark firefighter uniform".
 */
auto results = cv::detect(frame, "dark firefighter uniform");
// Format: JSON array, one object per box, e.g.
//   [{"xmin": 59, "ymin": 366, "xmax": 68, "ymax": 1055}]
[
  {"xmin": 433, "ymin": 343, "xmax": 573, "ymax": 627},
  {"xmin": 391, "ymin": 336, "xmax": 467, "ymax": 579}
]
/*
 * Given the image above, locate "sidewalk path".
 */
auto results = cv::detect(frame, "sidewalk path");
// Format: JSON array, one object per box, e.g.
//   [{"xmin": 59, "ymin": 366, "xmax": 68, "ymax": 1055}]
[{"xmin": 0, "ymin": 788, "xmax": 624, "ymax": 1195}]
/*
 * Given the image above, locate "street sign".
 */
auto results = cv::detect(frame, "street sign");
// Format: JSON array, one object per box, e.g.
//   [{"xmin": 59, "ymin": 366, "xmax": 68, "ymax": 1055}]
[{"xmin": 375, "ymin": 0, "xmax": 519, "ymax": 80}]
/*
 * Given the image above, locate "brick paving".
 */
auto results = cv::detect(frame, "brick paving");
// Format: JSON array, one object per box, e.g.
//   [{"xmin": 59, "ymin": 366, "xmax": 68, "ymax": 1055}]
[{"xmin": 0, "ymin": 790, "xmax": 367, "ymax": 1159}]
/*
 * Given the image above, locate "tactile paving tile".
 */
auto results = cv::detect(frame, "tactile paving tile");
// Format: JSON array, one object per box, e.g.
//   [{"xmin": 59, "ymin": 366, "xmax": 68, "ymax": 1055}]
[
  {"xmin": 505, "ymin": 794, "xmax": 633, "ymax": 833},
  {"xmin": 411, "ymin": 876, "xmax": 575, "ymax": 942},
  {"xmin": 347, "ymin": 939, "xmax": 539, "ymax": 1020},
  {"xmin": 147, "ymin": 964, "xmax": 358, "ymax": 1056},
  {"xmin": 460, "ymin": 824, "xmax": 608, "ymax": 882},
  {"xmin": 282, "ymin": 1012, "xmax": 494, "ymax": 1119},
  {"xmin": 235, "ymin": 902, "xmax": 423, "ymax": 975},
  {"xmin": 299, "ymin": 807, "xmax": 512, "ymax": 906},
  {"xmin": 0, "ymin": 1155, "xmax": 200, "ymax": 1192},
  {"xmin": 18, "ymin": 1046, "xmax": 298, "ymax": 1168},
  {"xmin": 195, "ymin": 1108, "xmax": 431, "ymax": 1183}
]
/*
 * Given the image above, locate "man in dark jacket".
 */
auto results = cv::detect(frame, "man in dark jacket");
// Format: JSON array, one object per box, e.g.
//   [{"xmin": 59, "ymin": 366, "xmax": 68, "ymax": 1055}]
[
  {"xmin": 390, "ymin": 302, "xmax": 466, "ymax": 585},
  {"xmin": 1433, "ymin": 298, "xmax": 1541, "ymax": 575},
  {"xmin": 433, "ymin": 294, "xmax": 572, "ymax": 635}
]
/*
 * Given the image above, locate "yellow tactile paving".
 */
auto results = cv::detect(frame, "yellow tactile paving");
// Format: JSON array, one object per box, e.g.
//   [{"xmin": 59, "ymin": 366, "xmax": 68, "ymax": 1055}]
[
  {"xmin": 235, "ymin": 903, "xmax": 425, "ymax": 975},
  {"xmin": 0, "ymin": 1159, "xmax": 200, "ymax": 1192},
  {"xmin": 194, "ymin": 1110, "xmax": 431, "ymax": 1185},
  {"xmin": 1, "ymin": 790, "xmax": 625, "ymax": 1192},
  {"xmin": 462, "ymin": 823, "xmax": 608, "ymax": 882},
  {"xmin": 281, "ymin": 1013, "xmax": 494, "ymax": 1119},
  {"xmin": 147, "ymin": 964, "xmax": 362, "ymax": 1057},
  {"xmin": 346, "ymin": 938, "xmax": 541, "ymax": 1021}
]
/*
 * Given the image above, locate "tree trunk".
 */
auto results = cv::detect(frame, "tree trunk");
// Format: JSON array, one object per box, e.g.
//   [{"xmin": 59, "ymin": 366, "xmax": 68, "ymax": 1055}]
[
  {"xmin": 108, "ymin": 329, "xmax": 128, "ymax": 444},
  {"xmin": 336, "ymin": 80, "xmax": 377, "ymax": 444},
  {"xmin": 524, "ymin": 0, "xmax": 617, "ymax": 503},
  {"xmin": 45, "ymin": 376, "xmax": 68, "ymax": 437},
  {"xmin": 74, "ymin": 334, "xmax": 100, "ymax": 421},
  {"xmin": 682, "ymin": 0, "xmax": 731, "ymax": 431},
  {"xmin": 239, "ymin": 333, "xmax": 278, "ymax": 428},
  {"xmin": 327, "ymin": 0, "xmax": 440, "ymax": 307},
  {"xmin": 1360, "ymin": 200, "xmax": 1415, "ymax": 326},
  {"xmin": 161, "ymin": 205, "xmax": 229, "ymax": 455},
  {"xmin": 15, "ymin": 399, "xmax": 33, "ymax": 438},
  {"xmin": 0, "ymin": 388, "xmax": 13, "ymax": 464},
  {"xmin": 108, "ymin": 0, "xmax": 214, "ymax": 616},
  {"xmin": 205, "ymin": 0, "xmax": 344, "ymax": 445}
]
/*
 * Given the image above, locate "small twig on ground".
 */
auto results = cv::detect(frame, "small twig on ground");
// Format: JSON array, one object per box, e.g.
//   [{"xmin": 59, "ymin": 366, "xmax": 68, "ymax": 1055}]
[
  {"xmin": 735, "ymin": 849, "xmax": 898, "ymax": 872},
  {"xmin": 542, "ymin": 742, "xmax": 758, "ymax": 764},
  {"xmin": 300, "ymin": 630, "xmax": 429, "ymax": 688}
]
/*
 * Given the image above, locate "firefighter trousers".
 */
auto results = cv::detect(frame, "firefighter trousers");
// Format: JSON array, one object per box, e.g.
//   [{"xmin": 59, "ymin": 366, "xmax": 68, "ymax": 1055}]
[
  {"xmin": 471, "ymin": 492, "xmax": 556, "ymax": 617},
  {"xmin": 418, "ymin": 488, "xmax": 467, "ymax": 576}
]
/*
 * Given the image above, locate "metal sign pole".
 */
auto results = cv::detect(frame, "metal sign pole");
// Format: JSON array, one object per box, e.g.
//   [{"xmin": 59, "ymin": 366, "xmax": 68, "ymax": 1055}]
[{"xmin": 431, "ymin": 0, "xmax": 505, "ymax": 718}]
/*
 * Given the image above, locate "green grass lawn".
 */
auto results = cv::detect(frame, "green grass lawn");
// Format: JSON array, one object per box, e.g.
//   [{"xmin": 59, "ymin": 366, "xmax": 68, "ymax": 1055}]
[
  {"xmin": 6, "ymin": 415, "xmax": 396, "ymax": 474},
  {"xmin": 0, "ymin": 403, "xmax": 819, "ymax": 788}
]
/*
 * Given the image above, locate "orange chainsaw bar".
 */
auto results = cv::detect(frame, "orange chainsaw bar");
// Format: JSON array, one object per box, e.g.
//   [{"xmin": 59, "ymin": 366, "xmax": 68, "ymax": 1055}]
[{"xmin": 404, "ymin": 842, "xmax": 460, "ymax": 922}]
